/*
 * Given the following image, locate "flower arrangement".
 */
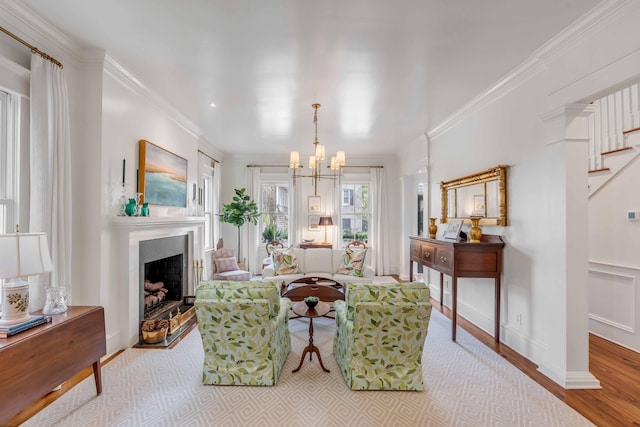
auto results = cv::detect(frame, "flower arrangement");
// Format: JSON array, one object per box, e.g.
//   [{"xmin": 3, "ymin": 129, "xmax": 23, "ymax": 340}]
[{"xmin": 304, "ymin": 295, "xmax": 319, "ymax": 309}]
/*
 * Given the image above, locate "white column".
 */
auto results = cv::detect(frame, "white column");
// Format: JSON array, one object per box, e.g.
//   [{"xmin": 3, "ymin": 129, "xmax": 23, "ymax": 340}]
[{"xmin": 539, "ymin": 104, "xmax": 600, "ymax": 389}]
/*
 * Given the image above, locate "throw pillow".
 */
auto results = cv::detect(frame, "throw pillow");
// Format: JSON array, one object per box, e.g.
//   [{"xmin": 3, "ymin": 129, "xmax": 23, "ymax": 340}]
[
  {"xmin": 214, "ymin": 256, "xmax": 239, "ymax": 273},
  {"xmin": 272, "ymin": 247, "xmax": 301, "ymax": 275},
  {"xmin": 337, "ymin": 247, "xmax": 368, "ymax": 277}
]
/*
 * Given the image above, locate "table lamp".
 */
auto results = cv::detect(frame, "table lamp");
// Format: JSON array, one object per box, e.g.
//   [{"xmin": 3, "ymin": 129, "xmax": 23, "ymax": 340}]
[
  {"xmin": 319, "ymin": 216, "xmax": 334, "ymax": 244},
  {"xmin": 0, "ymin": 226, "xmax": 53, "ymax": 325}
]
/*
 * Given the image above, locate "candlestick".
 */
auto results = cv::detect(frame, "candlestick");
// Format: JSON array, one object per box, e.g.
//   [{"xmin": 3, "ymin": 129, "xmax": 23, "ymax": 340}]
[
  {"xmin": 136, "ymin": 169, "xmax": 139, "ymax": 192},
  {"xmin": 122, "ymin": 158, "xmax": 125, "ymax": 184}
]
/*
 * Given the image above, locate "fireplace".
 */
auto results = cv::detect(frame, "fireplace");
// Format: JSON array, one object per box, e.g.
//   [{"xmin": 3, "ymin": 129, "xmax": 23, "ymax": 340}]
[
  {"xmin": 113, "ymin": 216, "xmax": 204, "ymax": 349},
  {"xmin": 139, "ymin": 235, "xmax": 189, "ymax": 331}
]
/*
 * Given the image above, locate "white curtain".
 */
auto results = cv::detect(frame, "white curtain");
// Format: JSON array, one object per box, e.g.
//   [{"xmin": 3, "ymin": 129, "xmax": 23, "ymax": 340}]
[
  {"xmin": 290, "ymin": 175, "xmax": 303, "ymax": 247},
  {"xmin": 212, "ymin": 162, "xmax": 221, "ymax": 246},
  {"xmin": 370, "ymin": 168, "xmax": 390, "ymax": 275},
  {"xmin": 331, "ymin": 176, "xmax": 342, "ymax": 248},
  {"xmin": 246, "ymin": 167, "xmax": 260, "ymax": 273},
  {"xmin": 29, "ymin": 55, "xmax": 72, "ymax": 309}
]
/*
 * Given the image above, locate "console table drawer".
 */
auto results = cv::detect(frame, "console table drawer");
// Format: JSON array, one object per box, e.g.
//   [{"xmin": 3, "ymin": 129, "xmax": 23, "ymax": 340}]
[
  {"xmin": 421, "ymin": 244, "xmax": 435, "ymax": 266},
  {"xmin": 435, "ymin": 247, "xmax": 453, "ymax": 273},
  {"xmin": 410, "ymin": 239, "xmax": 422, "ymax": 261}
]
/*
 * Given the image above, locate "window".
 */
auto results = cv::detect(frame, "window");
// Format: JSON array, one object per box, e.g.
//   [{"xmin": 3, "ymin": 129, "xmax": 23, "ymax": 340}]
[
  {"xmin": 198, "ymin": 152, "xmax": 217, "ymax": 249},
  {"xmin": 260, "ymin": 182, "xmax": 289, "ymax": 244},
  {"xmin": 342, "ymin": 189, "xmax": 354, "ymax": 206},
  {"xmin": 341, "ymin": 183, "xmax": 369, "ymax": 245},
  {"xmin": 0, "ymin": 89, "xmax": 19, "ymax": 234}
]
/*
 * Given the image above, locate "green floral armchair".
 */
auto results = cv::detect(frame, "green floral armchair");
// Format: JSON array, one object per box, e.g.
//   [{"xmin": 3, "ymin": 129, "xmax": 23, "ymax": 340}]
[
  {"xmin": 195, "ymin": 280, "xmax": 291, "ymax": 386},
  {"xmin": 333, "ymin": 282, "xmax": 432, "ymax": 390}
]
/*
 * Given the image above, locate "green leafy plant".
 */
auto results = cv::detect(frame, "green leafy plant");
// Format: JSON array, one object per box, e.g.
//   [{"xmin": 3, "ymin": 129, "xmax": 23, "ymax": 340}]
[{"xmin": 219, "ymin": 188, "xmax": 260, "ymax": 257}]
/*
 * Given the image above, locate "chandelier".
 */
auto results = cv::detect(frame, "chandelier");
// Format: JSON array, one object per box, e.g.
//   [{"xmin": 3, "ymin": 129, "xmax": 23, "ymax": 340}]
[{"xmin": 289, "ymin": 103, "xmax": 345, "ymax": 195}]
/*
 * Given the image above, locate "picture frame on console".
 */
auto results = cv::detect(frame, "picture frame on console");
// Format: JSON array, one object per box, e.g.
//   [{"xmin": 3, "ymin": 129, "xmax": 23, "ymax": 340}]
[
  {"xmin": 443, "ymin": 219, "xmax": 464, "ymax": 240},
  {"xmin": 139, "ymin": 140, "xmax": 188, "ymax": 208},
  {"xmin": 309, "ymin": 215, "xmax": 320, "ymax": 231},
  {"xmin": 308, "ymin": 196, "xmax": 321, "ymax": 212}
]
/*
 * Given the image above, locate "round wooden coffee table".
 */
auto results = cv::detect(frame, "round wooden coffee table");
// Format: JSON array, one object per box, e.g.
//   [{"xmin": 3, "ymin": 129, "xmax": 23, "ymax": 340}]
[{"xmin": 291, "ymin": 301, "xmax": 331, "ymax": 373}]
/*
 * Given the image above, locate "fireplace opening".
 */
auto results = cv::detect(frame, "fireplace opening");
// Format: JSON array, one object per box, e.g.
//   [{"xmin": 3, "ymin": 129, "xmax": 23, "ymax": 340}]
[
  {"xmin": 138, "ymin": 235, "xmax": 195, "ymax": 346},
  {"xmin": 144, "ymin": 254, "xmax": 183, "ymax": 315}
]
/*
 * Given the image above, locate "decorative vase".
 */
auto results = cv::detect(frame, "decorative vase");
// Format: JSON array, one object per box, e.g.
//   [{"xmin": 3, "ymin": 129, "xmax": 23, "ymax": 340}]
[
  {"xmin": 428, "ymin": 218, "xmax": 438, "ymax": 239},
  {"xmin": 304, "ymin": 296, "xmax": 319, "ymax": 310},
  {"xmin": 43, "ymin": 285, "xmax": 69, "ymax": 315},
  {"xmin": 469, "ymin": 217, "xmax": 482, "ymax": 243},
  {"xmin": 141, "ymin": 202, "xmax": 150, "ymax": 216},
  {"xmin": 125, "ymin": 198, "xmax": 136, "ymax": 216}
]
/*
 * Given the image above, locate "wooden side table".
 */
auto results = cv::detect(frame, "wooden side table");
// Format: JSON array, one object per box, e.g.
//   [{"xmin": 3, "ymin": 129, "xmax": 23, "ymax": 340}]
[
  {"xmin": 0, "ymin": 306, "xmax": 106, "ymax": 425},
  {"xmin": 291, "ymin": 301, "xmax": 331, "ymax": 373}
]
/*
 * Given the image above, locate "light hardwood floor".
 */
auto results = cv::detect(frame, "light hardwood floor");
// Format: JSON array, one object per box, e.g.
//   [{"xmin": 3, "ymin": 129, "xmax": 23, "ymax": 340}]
[
  {"xmin": 8, "ymin": 298, "xmax": 640, "ymax": 426},
  {"xmin": 432, "ymin": 299, "xmax": 640, "ymax": 427}
]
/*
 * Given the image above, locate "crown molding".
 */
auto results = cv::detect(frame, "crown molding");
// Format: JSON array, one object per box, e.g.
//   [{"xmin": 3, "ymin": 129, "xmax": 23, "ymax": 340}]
[
  {"xmin": 104, "ymin": 55, "xmax": 203, "ymax": 140},
  {"xmin": 427, "ymin": 57, "xmax": 544, "ymax": 141},
  {"xmin": 0, "ymin": 0, "xmax": 85, "ymax": 67},
  {"xmin": 427, "ymin": 0, "xmax": 631, "ymax": 143}
]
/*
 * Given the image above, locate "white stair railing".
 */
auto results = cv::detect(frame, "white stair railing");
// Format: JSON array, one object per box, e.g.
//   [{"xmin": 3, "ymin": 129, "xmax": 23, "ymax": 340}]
[{"xmin": 588, "ymin": 83, "xmax": 638, "ymax": 172}]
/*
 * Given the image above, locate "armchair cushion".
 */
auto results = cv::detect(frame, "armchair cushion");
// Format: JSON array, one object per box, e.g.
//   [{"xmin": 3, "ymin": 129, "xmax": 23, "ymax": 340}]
[
  {"xmin": 333, "ymin": 282, "xmax": 432, "ymax": 390},
  {"xmin": 214, "ymin": 256, "xmax": 239, "ymax": 273}
]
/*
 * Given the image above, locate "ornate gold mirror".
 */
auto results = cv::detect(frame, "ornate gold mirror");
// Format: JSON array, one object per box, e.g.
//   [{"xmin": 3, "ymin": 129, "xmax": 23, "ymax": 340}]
[{"xmin": 440, "ymin": 165, "xmax": 508, "ymax": 226}]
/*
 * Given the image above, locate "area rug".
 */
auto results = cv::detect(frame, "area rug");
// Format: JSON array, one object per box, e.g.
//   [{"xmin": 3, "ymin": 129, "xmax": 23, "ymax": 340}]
[{"xmin": 24, "ymin": 309, "xmax": 593, "ymax": 427}]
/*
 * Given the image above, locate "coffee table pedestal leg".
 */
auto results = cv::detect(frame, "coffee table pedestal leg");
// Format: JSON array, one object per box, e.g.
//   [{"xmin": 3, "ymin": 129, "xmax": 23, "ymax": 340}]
[{"xmin": 292, "ymin": 317, "xmax": 330, "ymax": 373}]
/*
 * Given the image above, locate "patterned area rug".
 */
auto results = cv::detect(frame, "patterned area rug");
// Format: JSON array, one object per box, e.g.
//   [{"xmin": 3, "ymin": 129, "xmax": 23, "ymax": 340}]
[{"xmin": 25, "ymin": 309, "xmax": 593, "ymax": 427}]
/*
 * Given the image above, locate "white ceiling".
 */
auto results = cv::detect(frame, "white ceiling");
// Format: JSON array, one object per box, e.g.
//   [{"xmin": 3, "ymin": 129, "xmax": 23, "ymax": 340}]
[{"xmin": 20, "ymin": 0, "xmax": 602, "ymax": 158}]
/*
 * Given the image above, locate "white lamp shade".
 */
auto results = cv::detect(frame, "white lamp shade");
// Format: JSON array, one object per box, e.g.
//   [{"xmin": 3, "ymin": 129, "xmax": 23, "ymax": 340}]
[
  {"xmin": 289, "ymin": 151, "xmax": 300, "ymax": 168},
  {"xmin": 308, "ymin": 155, "xmax": 316, "ymax": 169},
  {"xmin": 0, "ymin": 232, "xmax": 53, "ymax": 279},
  {"xmin": 336, "ymin": 150, "xmax": 346, "ymax": 166}
]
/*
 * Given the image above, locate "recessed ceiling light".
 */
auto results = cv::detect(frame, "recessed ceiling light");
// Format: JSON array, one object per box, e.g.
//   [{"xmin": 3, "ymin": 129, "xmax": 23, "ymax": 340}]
[{"xmin": 209, "ymin": 103, "xmax": 216, "ymax": 107}]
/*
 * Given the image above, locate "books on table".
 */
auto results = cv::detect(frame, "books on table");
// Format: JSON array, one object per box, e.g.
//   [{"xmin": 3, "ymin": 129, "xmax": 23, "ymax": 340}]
[{"xmin": 0, "ymin": 315, "xmax": 52, "ymax": 338}]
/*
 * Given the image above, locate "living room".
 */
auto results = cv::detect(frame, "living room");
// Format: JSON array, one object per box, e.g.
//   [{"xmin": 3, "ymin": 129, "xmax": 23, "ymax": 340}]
[{"xmin": 2, "ymin": 0, "xmax": 640, "ymax": 425}]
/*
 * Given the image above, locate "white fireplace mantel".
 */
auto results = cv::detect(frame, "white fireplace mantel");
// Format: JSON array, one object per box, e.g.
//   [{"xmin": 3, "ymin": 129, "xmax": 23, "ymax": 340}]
[
  {"xmin": 113, "ymin": 216, "xmax": 205, "ymax": 230},
  {"xmin": 113, "ymin": 216, "xmax": 205, "ymax": 348}
]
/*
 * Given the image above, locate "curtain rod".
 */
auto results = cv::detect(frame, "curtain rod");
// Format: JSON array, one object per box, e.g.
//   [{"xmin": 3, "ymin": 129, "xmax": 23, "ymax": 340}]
[
  {"xmin": 197, "ymin": 149, "xmax": 219, "ymax": 164},
  {"xmin": 247, "ymin": 164, "xmax": 383, "ymax": 168},
  {"xmin": 0, "ymin": 26, "xmax": 63, "ymax": 69}
]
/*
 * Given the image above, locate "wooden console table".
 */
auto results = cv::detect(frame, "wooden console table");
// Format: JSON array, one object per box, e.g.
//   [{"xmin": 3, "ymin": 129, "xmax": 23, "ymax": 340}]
[
  {"xmin": 299, "ymin": 242, "xmax": 332, "ymax": 249},
  {"xmin": 409, "ymin": 235, "xmax": 504, "ymax": 342},
  {"xmin": 0, "ymin": 306, "xmax": 106, "ymax": 424}
]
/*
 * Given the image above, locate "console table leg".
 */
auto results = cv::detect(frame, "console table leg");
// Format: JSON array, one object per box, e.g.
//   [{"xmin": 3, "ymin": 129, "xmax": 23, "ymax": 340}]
[
  {"xmin": 452, "ymin": 277, "xmax": 458, "ymax": 341},
  {"xmin": 495, "ymin": 276, "xmax": 501, "ymax": 343},
  {"xmin": 93, "ymin": 361, "xmax": 102, "ymax": 395}
]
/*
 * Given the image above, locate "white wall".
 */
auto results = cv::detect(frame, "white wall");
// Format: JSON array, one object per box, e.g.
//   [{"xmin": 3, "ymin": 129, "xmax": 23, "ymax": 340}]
[
  {"xmin": 396, "ymin": 1, "xmax": 640, "ymax": 388},
  {"xmin": 588, "ymin": 145, "xmax": 640, "ymax": 351}
]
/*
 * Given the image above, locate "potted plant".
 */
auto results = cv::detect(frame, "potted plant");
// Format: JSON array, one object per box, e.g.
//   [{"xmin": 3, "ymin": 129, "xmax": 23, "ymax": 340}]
[{"xmin": 219, "ymin": 188, "xmax": 260, "ymax": 262}]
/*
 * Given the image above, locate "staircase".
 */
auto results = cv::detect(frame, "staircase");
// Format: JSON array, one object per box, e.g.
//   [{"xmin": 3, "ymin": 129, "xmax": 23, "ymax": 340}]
[{"xmin": 588, "ymin": 84, "xmax": 640, "ymax": 198}]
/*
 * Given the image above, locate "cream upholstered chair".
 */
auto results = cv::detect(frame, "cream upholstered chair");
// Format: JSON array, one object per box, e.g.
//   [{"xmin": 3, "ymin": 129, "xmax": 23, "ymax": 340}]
[
  {"xmin": 204, "ymin": 247, "xmax": 251, "ymax": 281},
  {"xmin": 195, "ymin": 280, "xmax": 291, "ymax": 385},
  {"xmin": 333, "ymin": 282, "xmax": 432, "ymax": 390}
]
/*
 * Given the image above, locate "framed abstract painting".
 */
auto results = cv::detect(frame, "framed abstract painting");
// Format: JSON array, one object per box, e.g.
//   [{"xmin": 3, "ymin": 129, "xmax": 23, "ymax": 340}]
[{"xmin": 139, "ymin": 140, "xmax": 188, "ymax": 207}]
